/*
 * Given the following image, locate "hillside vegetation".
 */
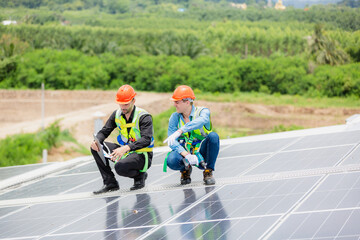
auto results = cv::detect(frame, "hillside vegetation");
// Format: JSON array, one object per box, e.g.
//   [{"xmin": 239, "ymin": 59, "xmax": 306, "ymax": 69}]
[{"xmin": 1, "ymin": 0, "xmax": 360, "ymax": 98}]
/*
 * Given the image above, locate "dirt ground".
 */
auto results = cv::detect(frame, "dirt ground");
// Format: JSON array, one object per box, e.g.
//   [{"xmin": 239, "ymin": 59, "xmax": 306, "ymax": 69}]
[{"xmin": 1, "ymin": 90, "xmax": 359, "ymax": 162}]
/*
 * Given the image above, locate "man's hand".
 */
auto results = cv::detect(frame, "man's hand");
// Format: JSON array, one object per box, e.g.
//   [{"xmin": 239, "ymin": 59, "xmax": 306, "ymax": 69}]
[
  {"xmin": 110, "ymin": 145, "xmax": 130, "ymax": 162},
  {"xmin": 91, "ymin": 141, "xmax": 99, "ymax": 152},
  {"xmin": 185, "ymin": 154, "xmax": 198, "ymax": 166},
  {"xmin": 163, "ymin": 130, "xmax": 182, "ymax": 146}
]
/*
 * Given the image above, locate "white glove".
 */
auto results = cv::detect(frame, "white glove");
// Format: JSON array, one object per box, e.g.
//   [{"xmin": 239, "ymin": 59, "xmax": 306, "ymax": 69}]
[
  {"xmin": 185, "ymin": 154, "xmax": 198, "ymax": 166},
  {"xmin": 163, "ymin": 130, "xmax": 182, "ymax": 146}
]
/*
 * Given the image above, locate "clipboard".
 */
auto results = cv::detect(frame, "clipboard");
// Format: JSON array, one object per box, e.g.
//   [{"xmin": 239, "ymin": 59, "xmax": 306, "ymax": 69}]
[{"xmin": 93, "ymin": 133, "xmax": 107, "ymax": 165}]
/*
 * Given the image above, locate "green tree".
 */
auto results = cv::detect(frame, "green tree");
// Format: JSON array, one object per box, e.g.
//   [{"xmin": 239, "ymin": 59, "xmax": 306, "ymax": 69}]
[
  {"xmin": 0, "ymin": 34, "xmax": 29, "ymax": 60},
  {"xmin": 105, "ymin": 0, "xmax": 130, "ymax": 13},
  {"xmin": 0, "ymin": 34, "xmax": 29, "ymax": 85},
  {"xmin": 308, "ymin": 24, "xmax": 350, "ymax": 66},
  {"xmin": 178, "ymin": 33, "xmax": 207, "ymax": 58},
  {"xmin": 347, "ymin": 44, "xmax": 360, "ymax": 62},
  {"xmin": 315, "ymin": 39, "xmax": 350, "ymax": 66},
  {"xmin": 338, "ymin": 0, "xmax": 360, "ymax": 8}
]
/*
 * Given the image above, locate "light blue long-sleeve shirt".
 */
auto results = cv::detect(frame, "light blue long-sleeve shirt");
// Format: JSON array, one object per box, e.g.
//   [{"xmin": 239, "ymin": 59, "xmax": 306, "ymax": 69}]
[{"xmin": 167, "ymin": 105, "xmax": 211, "ymax": 154}]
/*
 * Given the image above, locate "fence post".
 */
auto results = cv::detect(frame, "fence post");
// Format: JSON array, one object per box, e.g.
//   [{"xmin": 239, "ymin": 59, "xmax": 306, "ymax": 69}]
[{"xmin": 42, "ymin": 149, "xmax": 47, "ymax": 163}]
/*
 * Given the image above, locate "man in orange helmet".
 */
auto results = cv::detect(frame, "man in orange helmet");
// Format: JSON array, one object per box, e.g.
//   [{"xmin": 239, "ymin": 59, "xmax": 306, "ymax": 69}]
[
  {"xmin": 91, "ymin": 84, "xmax": 154, "ymax": 194},
  {"xmin": 164, "ymin": 85, "xmax": 219, "ymax": 185}
]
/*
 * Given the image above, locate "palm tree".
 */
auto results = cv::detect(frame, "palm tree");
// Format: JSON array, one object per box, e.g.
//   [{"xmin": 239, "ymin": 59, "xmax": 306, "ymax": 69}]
[
  {"xmin": 178, "ymin": 33, "xmax": 207, "ymax": 59},
  {"xmin": 315, "ymin": 39, "xmax": 350, "ymax": 65},
  {"xmin": 308, "ymin": 24, "xmax": 326, "ymax": 55},
  {"xmin": 307, "ymin": 24, "xmax": 349, "ymax": 65}
]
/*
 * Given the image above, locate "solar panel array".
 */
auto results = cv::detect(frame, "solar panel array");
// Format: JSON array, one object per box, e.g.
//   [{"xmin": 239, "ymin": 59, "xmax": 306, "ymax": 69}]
[{"xmin": 0, "ymin": 127, "xmax": 360, "ymax": 240}]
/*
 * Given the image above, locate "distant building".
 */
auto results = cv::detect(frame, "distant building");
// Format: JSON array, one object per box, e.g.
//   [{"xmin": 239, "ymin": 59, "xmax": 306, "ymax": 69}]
[
  {"xmin": 2, "ymin": 20, "xmax": 17, "ymax": 25},
  {"xmin": 230, "ymin": 2, "xmax": 247, "ymax": 10},
  {"xmin": 61, "ymin": 20, "xmax": 71, "ymax": 26},
  {"xmin": 275, "ymin": 0, "xmax": 286, "ymax": 10}
]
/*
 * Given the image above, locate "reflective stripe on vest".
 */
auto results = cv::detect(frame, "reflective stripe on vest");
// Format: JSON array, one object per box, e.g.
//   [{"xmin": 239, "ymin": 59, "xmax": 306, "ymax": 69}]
[
  {"xmin": 115, "ymin": 107, "xmax": 154, "ymax": 152},
  {"xmin": 115, "ymin": 107, "xmax": 154, "ymax": 172},
  {"xmin": 178, "ymin": 106, "xmax": 212, "ymax": 142}
]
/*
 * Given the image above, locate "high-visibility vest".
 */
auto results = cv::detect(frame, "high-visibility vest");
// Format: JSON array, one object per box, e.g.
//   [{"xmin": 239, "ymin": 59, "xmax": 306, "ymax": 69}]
[
  {"xmin": 163, "ymin": 107, "xmax": 212, "ymax": 172},
  {"xmin": 115, "ymin": 107, "xmax": 154, "ymax": 172},
  {"xmin": 177, "ymin": 106, "xmax": 212, "ymax": 153}
]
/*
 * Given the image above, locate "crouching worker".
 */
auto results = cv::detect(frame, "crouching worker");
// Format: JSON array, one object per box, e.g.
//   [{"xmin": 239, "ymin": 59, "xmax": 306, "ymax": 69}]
[
  {"xmin": 163, "ymin": 85, "xmax": 219, "ymax": 185},
  {"xmin": 91, "ymin": 85, "xmax": 154, "ymax": 194}
]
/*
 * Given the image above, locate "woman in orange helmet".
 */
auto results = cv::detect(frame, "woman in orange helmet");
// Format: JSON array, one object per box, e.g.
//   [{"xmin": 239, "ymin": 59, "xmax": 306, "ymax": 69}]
[
  {"xmin": 91, "ymin": 84, "xmax": 154, "ymax": 193},
  {"xmin": 164, "ymin": 85, "xmax": 219, "ymax": 185}
]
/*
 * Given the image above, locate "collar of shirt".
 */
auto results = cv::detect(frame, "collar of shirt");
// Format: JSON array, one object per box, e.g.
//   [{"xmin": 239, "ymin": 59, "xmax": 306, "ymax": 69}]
[
  {"xmin": 180, "ymin": 105, "xmax": 195, "ymax": 122},
  {"xmin": 121, "ymin": 106, "xmax": 136, "ymax": 123}
]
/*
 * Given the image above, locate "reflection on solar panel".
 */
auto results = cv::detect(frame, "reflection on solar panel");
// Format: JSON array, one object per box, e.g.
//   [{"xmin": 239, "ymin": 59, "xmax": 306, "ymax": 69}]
[{"xmin": 1, "ymin": 125, "xmax": 360, "ymax": 240}]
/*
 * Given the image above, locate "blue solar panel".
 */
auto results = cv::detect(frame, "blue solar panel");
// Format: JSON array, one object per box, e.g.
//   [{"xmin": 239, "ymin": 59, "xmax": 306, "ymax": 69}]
[
  {"xmin": 0, "ymin": 126, "xmax": 360, "ymax": 240},
  {"xmin": 218, "ymin": 138, "xmax": 294, "ymax": 157},
  {"xmin": 246, "ymin": 145, "xmax": 353, "ymax": 175},
  {"xmin": 284, "ymin": 130, "xmax": 360, "ymax": 151},
  {"xmin": 297, "ymin": 171, "xmax": 360, "ymax": 211},
  {"xmin": 268, "ymin": 209, "xmax": 360, "ymax": 239},
  {"xmin": 0, "ymin": 163, "xmax": 53, "ymax": 181},
  {"xmin": 341, "ymin": 145, "xmax": 360, "ymax": 166}
]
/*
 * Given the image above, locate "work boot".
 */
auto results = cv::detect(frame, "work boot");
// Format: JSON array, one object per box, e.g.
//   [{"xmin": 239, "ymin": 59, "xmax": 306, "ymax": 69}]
[
  {"xmin": 130, "ymin": 172, "xmax": 148, "ymax": 191},
  {"xmin": 203, "ymin": 169, "xmax": 215, "ymax": 185},
  {"xmin": 93, "ymin": 182, "xmax": 119, "ymax": 195},
  {"xmin": 180, "ymin": 165, "xmax": 192, "ymax": 185}
]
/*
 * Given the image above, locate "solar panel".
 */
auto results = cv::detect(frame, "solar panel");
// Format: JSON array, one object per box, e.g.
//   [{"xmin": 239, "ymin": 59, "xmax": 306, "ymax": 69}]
[
  {"xmin": 218, "ymin": 138, "xmax": 295, "ymax": 157},
  {"xmin": 297, "ymin": 171, "xmax": 360, "ymax": 211},
  {"xmin": 341, "ymin": 145, "xmax": 360, "ymax": 166},
  {"xmin": 0, "ymin": 124, "xmax": 360, "ymax": 239},
  {"xmin": 0, "ymin": 163, "xmax": 54, "ymax": 181},
  {"xmin": 60, "ymin": 162, "xmax": 98, "ymax": 175},
  {"xmin": 0, "ymin": 206, "xmax": 23, "ymax": 217},
  {"xmin": 246, "ymin": 145, "xmax": 353, "ymax": 175},
  {"xmin": 267, "ymin": 209, "xmax": 360, "ymax": 239},
  {"xmin": 283, "ymin": 131, "xmax": 360, "ymax": 151}
]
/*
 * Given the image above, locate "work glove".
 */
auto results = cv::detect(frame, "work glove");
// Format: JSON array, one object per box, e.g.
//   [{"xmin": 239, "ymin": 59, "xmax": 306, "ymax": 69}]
[
  {"xmin": 163, "ymin": 130, "xmax": 181, "ymax": 147},
  {"xmin": 185, "ymin": 154, "xmax": 199, "ymax": 166}
]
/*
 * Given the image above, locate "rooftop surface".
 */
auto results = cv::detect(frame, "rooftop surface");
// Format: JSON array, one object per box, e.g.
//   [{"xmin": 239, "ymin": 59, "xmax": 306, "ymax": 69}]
[{"xmin": 0, "ymin": 121, "xmax": 360, "ymax": 240}]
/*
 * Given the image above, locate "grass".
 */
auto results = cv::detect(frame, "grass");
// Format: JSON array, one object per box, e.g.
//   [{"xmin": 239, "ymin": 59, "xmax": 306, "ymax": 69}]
[
  {"xmin": 267, "ymin": 124, "xmax": 305, "ymax": 133},
  {"xmin": 213, "ymin": 127, "xmax": 251, "ymax": 139},
  {"xmin": 196, "ymin": 91, "xmax": 360, "ymax": 109},
  {"xmin": 152, "ymin": 107, "xmax": 175, "ymax": 147},
  {"xmin": 212, "ymin": 124, "xmax": 305, "ymax": 140}
]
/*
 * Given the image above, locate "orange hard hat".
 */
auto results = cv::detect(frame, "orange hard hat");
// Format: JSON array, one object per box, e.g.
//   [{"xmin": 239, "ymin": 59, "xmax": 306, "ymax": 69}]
[
  {"xmin": 116, "ymin": 85, "xmax": 136, "ymax": 104},
  {"xmin": 171, "ymin": 85, "xmax": 195, "ymax": 101}
]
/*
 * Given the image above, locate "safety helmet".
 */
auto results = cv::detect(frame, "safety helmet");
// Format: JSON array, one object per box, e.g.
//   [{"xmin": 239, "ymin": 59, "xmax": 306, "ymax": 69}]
[
  {"xmin": 171, "ymin": 85, "xmax": 195, "ymax": 101},
  {"xmin": 116, "ymin": 85, "xmax": 136, "ymax": 104}
]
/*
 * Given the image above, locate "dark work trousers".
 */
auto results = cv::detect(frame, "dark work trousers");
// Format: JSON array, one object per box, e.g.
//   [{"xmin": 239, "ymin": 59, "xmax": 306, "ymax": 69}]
[
  {"xmin": 167, "ymin": 132, "xmax": 219, "ymax": 172},
  {"xmin": 91, "ymin": 141, "xmax": 152, "ymax": 185}
]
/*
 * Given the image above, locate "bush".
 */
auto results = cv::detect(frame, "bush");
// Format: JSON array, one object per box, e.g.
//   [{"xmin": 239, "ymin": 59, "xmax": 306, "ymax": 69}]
[
  {"xmin": 152, "ymin": 107, "xmax": 175, "ymax": 146},
  {"xmin": 0, "ymin": 121, "xmax": 64, "ymax": 167},
  {"xmin": 10, "ymin": 49, "xmax": 110, "ymax": 89},
  {"xmin": 311, "ymin": 63, "xmax": 360, "ymax": 97},
  {"xmin": 2, "ymin": 49, "xmax": 360, "ymax": 99}
]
